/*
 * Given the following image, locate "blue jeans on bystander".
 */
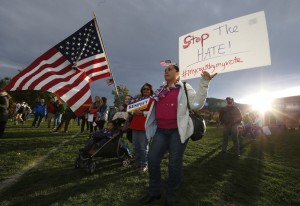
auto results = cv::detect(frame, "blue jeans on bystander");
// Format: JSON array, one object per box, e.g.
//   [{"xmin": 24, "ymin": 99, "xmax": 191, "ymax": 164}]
[{"xmin": 132, "ymin": 130, "xmax": 148, "ymax": 168}]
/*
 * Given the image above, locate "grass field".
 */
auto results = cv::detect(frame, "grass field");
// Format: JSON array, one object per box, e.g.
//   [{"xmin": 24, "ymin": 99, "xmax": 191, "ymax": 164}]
[{"xmin": 0, "ymin": 119, "xmax": 299, "ymax": 206}]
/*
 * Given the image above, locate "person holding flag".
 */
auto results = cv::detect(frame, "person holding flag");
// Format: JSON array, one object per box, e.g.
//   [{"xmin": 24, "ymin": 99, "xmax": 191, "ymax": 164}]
[{"xmin": 140, "ymin": 63, "xmax": 217, "ymax": 205}]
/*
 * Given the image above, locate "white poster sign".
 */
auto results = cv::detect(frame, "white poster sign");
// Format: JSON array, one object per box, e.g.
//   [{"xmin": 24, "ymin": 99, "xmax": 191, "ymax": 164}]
[
  {"xmin": 127, "ymin": 96, "xmax": 151, "ymax": 113},
  {"xmin": 87, "ymin": 113, "xmax": 94, "ymax": 122},
  {"xmin": 179, "ymin": 11, "xmax": 271, "ymax": 80}
]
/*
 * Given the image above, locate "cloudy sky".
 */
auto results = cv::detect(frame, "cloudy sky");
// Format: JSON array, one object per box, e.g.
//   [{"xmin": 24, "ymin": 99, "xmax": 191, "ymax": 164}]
[{"xmin": 1, "ymin": 0, "xmax": 299, "ymax": 105}]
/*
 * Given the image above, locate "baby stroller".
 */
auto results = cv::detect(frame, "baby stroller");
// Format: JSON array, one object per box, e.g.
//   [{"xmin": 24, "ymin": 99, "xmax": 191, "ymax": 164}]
[{"xmin": 74, "ymin": 112, "xmax": 133, "ymax": 174}]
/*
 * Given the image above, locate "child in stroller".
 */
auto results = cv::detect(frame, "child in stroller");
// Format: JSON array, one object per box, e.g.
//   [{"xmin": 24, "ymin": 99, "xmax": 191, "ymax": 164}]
[
  {"xmin": 75, "ymin": 118, "xmax": 133, "ymax": 174},
  {"xmin": 81, "ymin": 121, "xmax": 116, "ymax": 155}
]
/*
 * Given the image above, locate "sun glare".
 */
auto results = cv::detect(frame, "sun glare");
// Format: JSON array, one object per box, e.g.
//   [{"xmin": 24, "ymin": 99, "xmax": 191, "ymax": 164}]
[
  {"xmin": 251, "ymin": 98, "xmax": 273, "ymax": 113},
  {"xmin": 240, "ymin": 92, "xmax": 274, "ymax": 113}
]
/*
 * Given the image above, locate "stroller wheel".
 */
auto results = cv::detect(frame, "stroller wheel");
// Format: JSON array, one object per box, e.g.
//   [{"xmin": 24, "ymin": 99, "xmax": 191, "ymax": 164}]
[
  {"xmin": 87, "ymin": 160, "xmax": 97, "ymax": 174},
  {"xmin": 74, "ymin": 157, "xmax": 80, "ymax": 169}
]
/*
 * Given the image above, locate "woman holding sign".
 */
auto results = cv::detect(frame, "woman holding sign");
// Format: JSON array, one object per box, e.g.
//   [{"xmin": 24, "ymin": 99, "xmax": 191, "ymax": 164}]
[
  {"xmin": 129, "ymin": 83, "xmax": 154, "ymax": 173},
  {"xmin": 140, "ymin": 64, "xmax": 216, "ymax": 205}
]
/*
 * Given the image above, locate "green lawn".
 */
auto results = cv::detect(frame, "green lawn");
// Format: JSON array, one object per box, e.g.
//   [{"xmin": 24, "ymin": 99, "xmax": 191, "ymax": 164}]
[{"xmin": 0, "ymin": 119, "xmax": 299, "ymax": 206}]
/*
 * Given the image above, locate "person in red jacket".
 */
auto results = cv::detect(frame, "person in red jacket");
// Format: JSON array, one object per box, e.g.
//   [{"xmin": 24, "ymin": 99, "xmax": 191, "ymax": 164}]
[
  {"xmin": 130, "ymin": 83, "xmax": 154, "ymax": 173},
  {"xmin": 46, "ymin": 98, "xmax": 56, "ymax": 128}
]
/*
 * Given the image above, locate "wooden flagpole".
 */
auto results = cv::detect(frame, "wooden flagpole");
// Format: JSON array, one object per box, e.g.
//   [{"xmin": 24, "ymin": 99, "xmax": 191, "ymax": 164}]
[{"xmin": 93, "ymin": 12, "xmax": 120, "ymax": 98}]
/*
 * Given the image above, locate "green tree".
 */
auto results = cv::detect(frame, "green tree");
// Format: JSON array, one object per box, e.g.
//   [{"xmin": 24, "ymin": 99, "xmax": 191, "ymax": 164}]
[
  {"xmin": 0, "ymin": 77, "xmax": 10, "ymax": 89},
  {"xmin": 112, "ymin": 84, "xmax": 130, "ymax": 107}
]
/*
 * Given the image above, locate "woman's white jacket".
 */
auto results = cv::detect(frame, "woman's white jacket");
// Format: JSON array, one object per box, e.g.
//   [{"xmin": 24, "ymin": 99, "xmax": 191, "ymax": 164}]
[{"xmin": 145, "ymin": 78, "xmax": 210, "ymax": 143}]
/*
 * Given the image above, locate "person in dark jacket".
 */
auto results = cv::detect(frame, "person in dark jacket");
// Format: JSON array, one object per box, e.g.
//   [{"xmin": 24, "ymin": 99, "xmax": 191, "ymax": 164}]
[
  {"xmin": 31, "ymin": 98, "xmax": 47, "ymax": 128},
  {"xmin": 0, "ymin": 90, "xmax": 10, "ymax": 138},
  {"xmin": 53, "ymin": 105, "xmax": 76, "ymax": 133},
  {"xmin": 219, "ymin": 97, "xmax": 242, "ymax": 156},
  {"xmin": 53, "ymin": 99, "xmax": 64, "ymax": 131},
  {"xmin": 95, "ymin": 97, "xmax": 109, "ymax": 131}
]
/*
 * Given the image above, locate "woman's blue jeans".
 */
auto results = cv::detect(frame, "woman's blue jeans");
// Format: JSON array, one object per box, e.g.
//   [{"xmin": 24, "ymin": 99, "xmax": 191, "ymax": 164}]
[
  {"xmin": 148, "ymin": 128, "xmax": 188, "ymax": 202},
  {"xmin": 132, "ymin": 130, "xmax": 148, "ymax": 168}
]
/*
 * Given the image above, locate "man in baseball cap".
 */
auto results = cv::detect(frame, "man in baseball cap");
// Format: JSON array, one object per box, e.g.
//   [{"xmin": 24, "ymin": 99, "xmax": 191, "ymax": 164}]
[{"xmin": 219, "ymin": 96, "xmax": 242, "ymax": 156}]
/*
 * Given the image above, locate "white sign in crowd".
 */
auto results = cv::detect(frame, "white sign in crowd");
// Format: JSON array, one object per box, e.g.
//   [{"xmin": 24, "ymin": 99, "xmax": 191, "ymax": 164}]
[{"xmin": 179, "ymin": 11, "xmax": 271, "ymax": 80}]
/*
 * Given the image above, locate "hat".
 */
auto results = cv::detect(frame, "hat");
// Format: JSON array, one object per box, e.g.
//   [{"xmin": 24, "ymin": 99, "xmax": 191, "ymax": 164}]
[
  {"xmin": 226, "ymin": 97, "xmax": 234, "ymax": 100},
  {"xmin": 160, "ymin": 60, "xmax": 177, "ymax": 68}
]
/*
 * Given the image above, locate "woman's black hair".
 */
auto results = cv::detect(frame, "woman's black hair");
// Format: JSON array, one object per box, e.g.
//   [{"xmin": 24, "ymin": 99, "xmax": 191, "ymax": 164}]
[
  {"xmin": 140, "ymin": 83, "xmax": 154, "ymax": 96},
  {"xmin": 101, "ymin": 97, "xmax": 107, "ymax": 104},
  {"xmin": 171, "ymin": 64, "xmax": 179, "ymax": 72}
]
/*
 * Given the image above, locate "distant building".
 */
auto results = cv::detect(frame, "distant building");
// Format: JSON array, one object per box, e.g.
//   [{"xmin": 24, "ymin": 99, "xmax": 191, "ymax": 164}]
[{"xmin": 265, "ymin": 95, "xmax": 300, "ymax": 129}]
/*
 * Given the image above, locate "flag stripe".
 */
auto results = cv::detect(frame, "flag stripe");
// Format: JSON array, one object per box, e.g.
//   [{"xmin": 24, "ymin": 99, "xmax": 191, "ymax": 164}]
[
  {"xmin": 32, "ymin": 64, "xmax": 77, "ymax": 90},
  {"xmin": 20, "ymin": 55, "xmax": 66, "ymax": 90},
  {"xmin": 9, "ymin": 48, "xmax": 61, "ymax": 90},
  {"xmin": 59, "ymin": 75, "xmax": 90, "ymax": 100},
  {"xmin": 49, "ymin": 72, "xmax": 87, "ymax": 97},
  {"xmin": 40, "ymin": 66, "xmax": 80, "ymax": 91},
  {"xmin": 27, "ymin": 58, "xmax": 70, "ymax": 90},
  {"xmin": 65, "ymin": 82, "xmax": 91, "ymax": 107},
  {"xmin": 69, "ymin": 92, "xmax": 92, "ymax": 115},
  {"xmin": 77, "ymin": 55, "xmax": 106, "ymax": 69}
]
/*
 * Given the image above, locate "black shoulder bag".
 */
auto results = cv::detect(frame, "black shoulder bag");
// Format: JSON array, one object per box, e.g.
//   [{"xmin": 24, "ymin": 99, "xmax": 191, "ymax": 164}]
[{"xmin": 183, "ymin": 82, "xmax": 206, "ymax": 141}]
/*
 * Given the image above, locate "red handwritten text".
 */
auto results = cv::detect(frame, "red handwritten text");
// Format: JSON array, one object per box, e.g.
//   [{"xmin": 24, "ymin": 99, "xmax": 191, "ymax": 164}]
[
  {"xmin": 182, "ymin": 33, "xmax": 209, "ymax": 49},
  {"xmin": 181, "ymin": 56, "xmax": 243, "ymax": 78}
]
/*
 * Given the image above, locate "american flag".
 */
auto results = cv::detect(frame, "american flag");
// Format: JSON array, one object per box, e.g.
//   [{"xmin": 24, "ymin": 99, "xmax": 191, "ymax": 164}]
[
  {"xmin": 106, "ymin": 78, "xmax": 114, "ymax": 86},
  {"xmin": 160, "ymin": 60, "xmax": 172, "ymax": 67},
  {"xmin": 4, "ymin": 19, "xmax": 111, "ymax": 116}
]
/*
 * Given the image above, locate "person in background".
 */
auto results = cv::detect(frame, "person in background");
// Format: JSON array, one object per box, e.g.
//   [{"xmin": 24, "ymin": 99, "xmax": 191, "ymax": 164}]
[
  {"xmin": 88, "ymin": 96, "xmax": 102, "ymax": 133},
  {"xmin": 130, "ymin": 83, "xmax": 154, "ymax": 173},
  {"xmin": 23, "ymin": 103, "xmax": 31, "ymax": 122},
  {"xmin": 53, "ymin": 105, "xmax": 76, "ymax": 133},
  {"xmin": 242, "ymin": 113, "xmax": 254, "ymax": 138},
  {"xmin": 120, "ymin": 95, "xmax": 134, "ymax": 143},
  {"xmin": 53, "ymin": 99, "xmax": 64, "ymax": 131},
  {"xmin": 140, "ymin": 64, "xmax": 216, "ymax": 206},
  {"xmin": 119, "ymin": 95, "xmax": 132, "ymax": 112},
  {"xmin": 46, "ymin": 98, "xmax": 56, "ymax": 128},
  {"xmin": 82, "ymin": 120, "xmax": 116, "ymax": 155},
  {"xmin": 0, "ymin": 90, "xmax": 10, "ymax": 138},
  {"xmin": 96, "ymin": 97, "xmax": 109, "ymax": 131},
  {"xmin": 79, "ymin": 109, "xmax": 89, "ymax": 133},
  {"xmin": 253, "ymin": 112, "xmax": 263, "ymax": 139},
  {"xmin": 31, "ymin": 98, "xmax": 47, "ymax": 128},
  {"xmin": 219, "ymin": 97, "xmax": 242, "ymax": 156},
  {"xmin": 15, "ymin": 101, "xmax": 26, "ymax": 125},
  {"xmin": 13, "ymin": 102, "xmax": 21, "ymax": 124}
]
